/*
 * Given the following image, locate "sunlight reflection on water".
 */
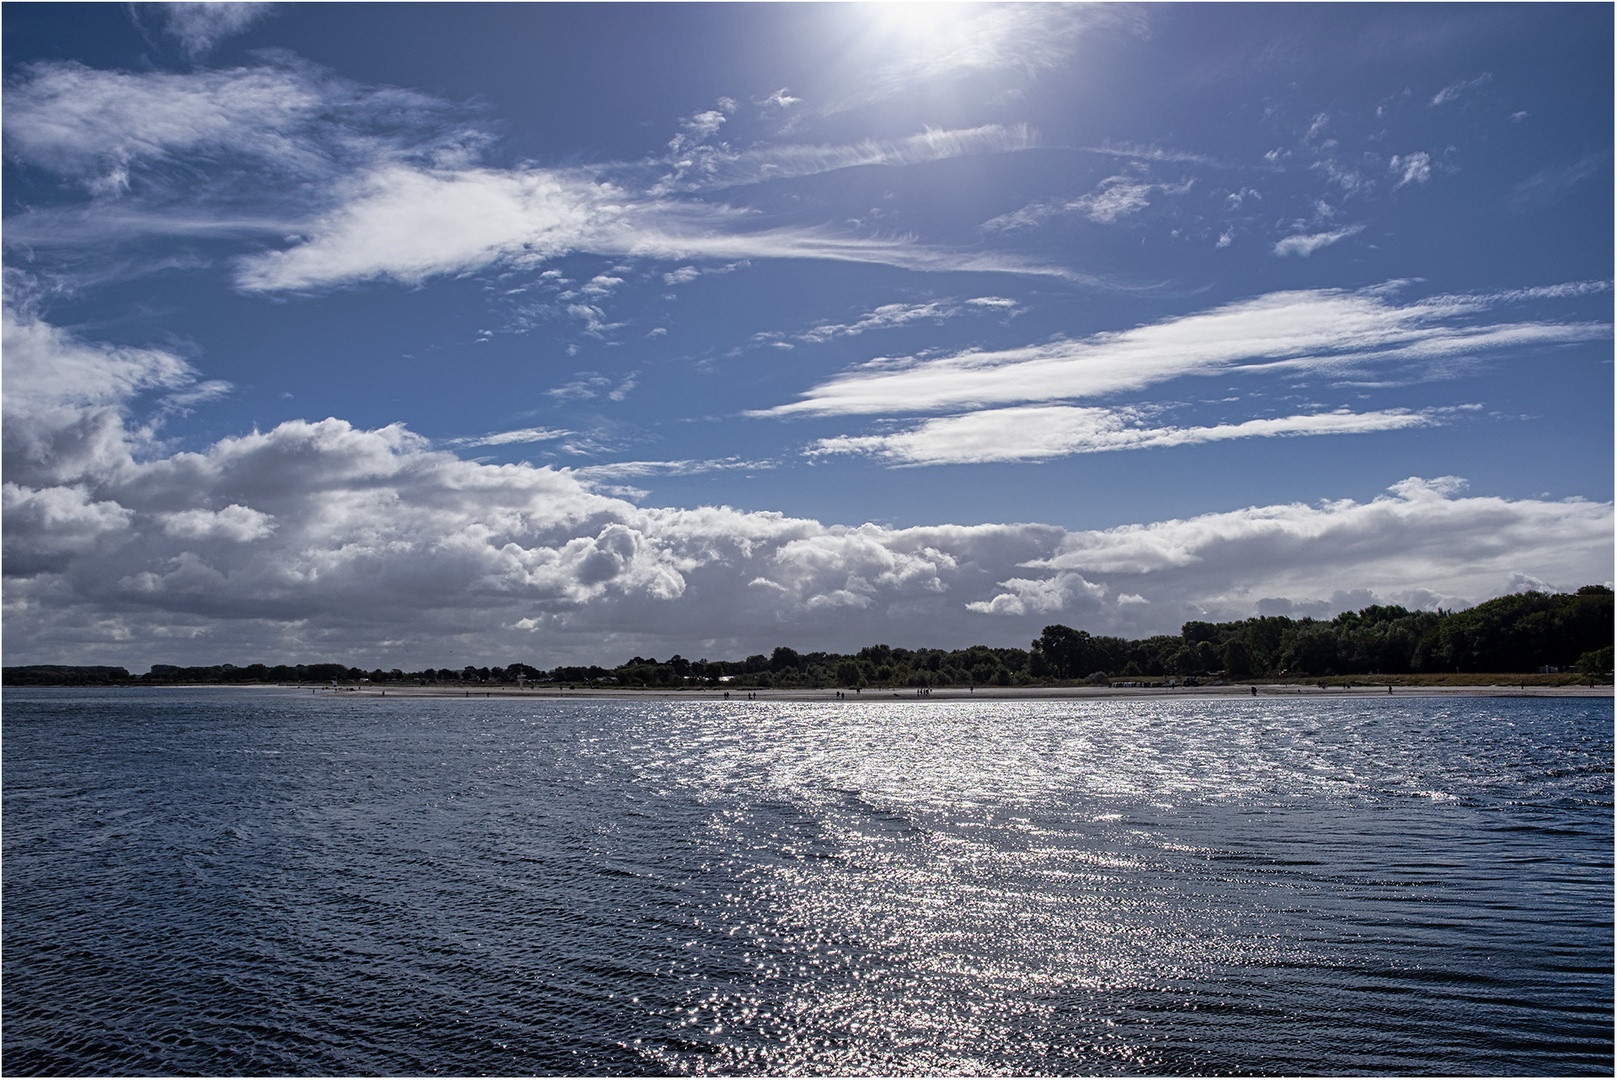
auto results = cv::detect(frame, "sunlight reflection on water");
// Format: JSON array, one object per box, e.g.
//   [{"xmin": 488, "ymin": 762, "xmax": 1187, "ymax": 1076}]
[{"xmin": 3, "ymin": 691, "xmax": 1611, "ymax": 1075}]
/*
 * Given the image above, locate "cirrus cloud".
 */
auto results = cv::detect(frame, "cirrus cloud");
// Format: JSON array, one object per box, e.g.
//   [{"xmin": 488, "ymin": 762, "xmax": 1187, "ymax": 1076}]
[
  {"xmin": 808, "ymin": 405, "xmax": 1455, "ymax": 466},
  {"xmin": 757, "ymin": 282, "xmax": 1610, "ymax": 419}
]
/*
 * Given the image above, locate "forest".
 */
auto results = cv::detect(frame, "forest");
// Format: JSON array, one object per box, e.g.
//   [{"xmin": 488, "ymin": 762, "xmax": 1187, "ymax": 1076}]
[{"xmin": 5, "ymin": 587, "xmax": 1612, "ymax": 689}]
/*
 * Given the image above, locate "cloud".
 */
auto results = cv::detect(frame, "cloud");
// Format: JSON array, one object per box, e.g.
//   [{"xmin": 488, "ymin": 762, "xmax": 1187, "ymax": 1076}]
[
  {"xmin": 1272, "ymin": 223, "xmax": 1364, "ymax": 256},
  {"xmin": 759, "ymin": 283, "xmax": 1610, "ymax": 418},
  {"xmin": 1430, "ymin": 73, "xmax": 1492, "ymax": 107},
  {"xmin": 4, "ymin": 63, "xmax": 1063, "ymax": 291},
  {"xmin": 968, "ymin": 477, "xmax": 1612, "ymax": 625},
  {"xmin": 809, "ymin": 406, "xmax": 1449, "ymax": 466},
  {"xmin": 442, "ymin": 427, "xmax": 573, "ymax": 449},
  {"xmin": 797, "ymin": 297, "xmax": 1018, "ymax": 344},
  {"xmin": 160, "ymin": 504, "xmax": 277, "ymax": 542},
  {"xmin": 1074, "ymin": 176, "xmax": 1195, "ymax": 224},
  {"xmin": 568, "ymin": 458, "xmax": 776, "ymax": 481},
  {"xmin": 983, "ymin": 176, "xmax": 1193, "ymax": 231},
  {"xmin": 1081, "ymin": 142, "xmax": 1221, "ymax": 167},
  {"xmin": 1511, "ymin": 153, "xmax": 1607, "ymax": 211},
  {"xmin": 1389, "ymin": 151, "xmax": 1432, "ymax": 188},
  {"xmin": 654, "ymin": 123, "xmax": 1039, "ymax": 194},
  {"xmin": 2, "ymin": 58, "xmax": 466, "ymax": 188},
  {"xmin": 1075, "ymin": 179, "xmax": 1157, "ymax": 223},
  {"xmin": 1, "ymin": 293, "xmax": 209, "ymax": 485},
  {"xmin": 159, "ymin": 2, "xmax": 274, "ymax": 56},
  {"xmin": 4, "ymin": 306, "xmax": 1608, "ymax": 666},
  {"xmin": 230, "ymin": 161, "xmax": 1068, "ymax": 292},
  {"xmin": 547, "ymin": 372, "xmax": 618, "ymax": 402}
]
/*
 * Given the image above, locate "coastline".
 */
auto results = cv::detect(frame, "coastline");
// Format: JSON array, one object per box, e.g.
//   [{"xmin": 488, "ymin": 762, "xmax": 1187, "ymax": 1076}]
[{"xmin": 304, "ymin": 683, "xmax": 1612, "ymax": 701}]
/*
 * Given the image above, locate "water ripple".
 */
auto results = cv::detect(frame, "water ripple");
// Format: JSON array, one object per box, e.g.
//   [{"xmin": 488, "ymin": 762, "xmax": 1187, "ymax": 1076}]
[{"xmin": 4, "ymin": 689, "xmax": 1610, "ymax": 1075}]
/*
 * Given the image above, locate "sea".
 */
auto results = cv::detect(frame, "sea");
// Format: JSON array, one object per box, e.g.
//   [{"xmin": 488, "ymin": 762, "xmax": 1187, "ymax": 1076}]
[{"xmin": 2, "ymin": 688, "xmax": 1611, "ymax": 1076}]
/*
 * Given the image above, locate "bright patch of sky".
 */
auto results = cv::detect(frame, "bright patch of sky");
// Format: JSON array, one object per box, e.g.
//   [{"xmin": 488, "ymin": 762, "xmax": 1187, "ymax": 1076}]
[{"xmin": 3, "ymin": 3, "xmax": 1611, "ymax": 667}]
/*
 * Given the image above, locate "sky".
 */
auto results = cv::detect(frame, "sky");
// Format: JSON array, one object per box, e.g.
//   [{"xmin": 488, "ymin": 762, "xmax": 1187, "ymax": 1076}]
[{"xmin": 3, "ymin": 2, "xmax": 1612, "ymax": 671}]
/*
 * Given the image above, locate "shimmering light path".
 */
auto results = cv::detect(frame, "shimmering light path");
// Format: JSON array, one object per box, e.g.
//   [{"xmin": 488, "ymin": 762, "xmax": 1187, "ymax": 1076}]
[{"xmin": 4, "ymin": 690, "xmax": 1610, "ymax": 1074}]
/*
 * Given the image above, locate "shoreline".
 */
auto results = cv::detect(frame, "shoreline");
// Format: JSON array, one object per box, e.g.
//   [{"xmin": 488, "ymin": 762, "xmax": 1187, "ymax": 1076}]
[{"xmin": 297, "ymin": 683, "xmax": 1611, "ymax": 701}]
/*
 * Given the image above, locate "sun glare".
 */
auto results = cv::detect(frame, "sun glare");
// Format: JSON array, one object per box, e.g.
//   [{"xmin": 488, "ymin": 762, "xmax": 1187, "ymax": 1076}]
[{"xmin": 863, "ymin": 2, "xmax": 981, "ymax": 51}]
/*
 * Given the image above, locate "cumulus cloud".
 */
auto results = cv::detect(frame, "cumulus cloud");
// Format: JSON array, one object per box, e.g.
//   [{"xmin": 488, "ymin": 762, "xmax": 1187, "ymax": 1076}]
[
  {"xmin": 4, "ymin": 307, "xmax": 1609, "ymax": 668},
  {"xmin": 1272, "ymin": 223, "xmax": 1364, "ymax": 256},
  {"xmin": 970, "ymin": 478, "xmax": 1604, "ymax": 624},
  {"xmin": 759, "ymin": 283, "xmax": 1610, "ymax": 418},
  {"xmin": 809, "ymin": 405, "xmax": 1449, "ymax": 466},
  {"xmin": 968, "ymin": 477, "xmax": 1612, "ymax": 626},
  {"xmin": 160, "ymin": 504, "xmax": 276, "ymax": 542}
]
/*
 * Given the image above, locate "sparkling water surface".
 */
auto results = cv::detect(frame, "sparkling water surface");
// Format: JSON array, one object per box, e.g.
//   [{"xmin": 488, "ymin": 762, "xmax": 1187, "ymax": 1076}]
[{"xmin": 4, "ymin": 689, "xmax": 1611, "ymax": 1075}]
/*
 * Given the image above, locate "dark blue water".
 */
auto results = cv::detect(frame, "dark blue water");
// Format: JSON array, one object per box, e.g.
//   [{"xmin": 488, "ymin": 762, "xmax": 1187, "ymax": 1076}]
[{"xmin": 3, "ymin": 689, "xmax": 1611, "ymax": 1075}]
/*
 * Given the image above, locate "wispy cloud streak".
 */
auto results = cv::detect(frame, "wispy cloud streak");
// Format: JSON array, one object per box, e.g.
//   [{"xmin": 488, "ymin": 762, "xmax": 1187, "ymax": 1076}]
[
  {"xmin": 810, "ymin": 406, "xmax": 1456, "ymax": 466},
  {"xmin": 759, "ymin": 285, "xmax": 1609, "ymax": 418}
]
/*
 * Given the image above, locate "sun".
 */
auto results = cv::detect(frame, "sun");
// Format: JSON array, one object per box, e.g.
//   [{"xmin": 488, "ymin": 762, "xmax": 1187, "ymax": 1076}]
[{"xmin": 861, "ymin": 2, "xmax": 981, "ymax": 52}]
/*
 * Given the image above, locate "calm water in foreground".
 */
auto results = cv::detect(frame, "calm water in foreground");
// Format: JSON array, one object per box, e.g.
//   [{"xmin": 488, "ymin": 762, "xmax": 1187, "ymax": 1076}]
[{"xmin": 3, "ymin": 689, "xmax": 1610, "ymax": 1076}]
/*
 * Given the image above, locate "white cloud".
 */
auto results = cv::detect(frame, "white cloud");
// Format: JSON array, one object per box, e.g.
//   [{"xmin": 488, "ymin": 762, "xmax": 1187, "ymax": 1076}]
[
  {"xmin": 809, "ymin": 406, "xmax": 1447, "ymax": 466},
  {"xmin": 443, "ymin": 427, "xmax": 573, "ymax": 449},
  {"xmin": 234, "ymin": 165, "xmax": 628, "ymax": 290},
  {"xmin": 160, "ymin": 2, "xmax": 274, "ymax": 56},
  {"xmin": 681, "ymin": 109, "xmax": 730, "ymax": 141},
  {"xmin": 161, "ymin": 505, "xmax": 277, "ymax": 543},
  {"xmin": 4, "ymin": 63, "xmax": 1064, "ymax": 291},
  {"xmin": 1081, "ymin": 142, "xmax": 1220, "ymax": 167},
  {"xmin": 3, "ymin": 59, "xmax": 462, "ymax": 187},
  {"xmin": 1272, "ymin": 223, "xmax": 1364, "ymax": 257},
  {"xmin": 1076, "ymin": 176, "xmax": 1190, "ymax": 224},
  {"xmin": 230, "ymin": 161, "xmax": 1068, "ymax": 292},
  {"xmin": 656, "ymin": 123, "xmax": 1039, "ymax": 194},
  {"xmin": 797, "ymin": 297, "xmax": 1016, "ymax": 344},
  {"xmin": 984, "ymin": 175, "xmax": 1192, "ymax": 231},
  {"xmin": 1430, "ymin": 73, "xmax": 1492, "ymax": 107},
  {"xmin": 568, "ymin": 458, "xmax": 776, "ymax": 481},
  {"xmin": 759, "ymin": 283, "xmax": 1609, "ymax": 418},
  {"xmin": 1076, "ymin": 179, "xmax": 1155, "ymax": 223},
  {"xmin": 546, "ymin": 373, "xmax": 615, "ymax": 402},
  {"xmin": 4, "ymin": 305, "xmax": 1608, "ymax": 666},
  {"xmin": 970, "ymin": 477, "xmax": 1612, "ymax": 626},
  {"xmin": 1389, "ymin": 152, "xmax": 1432, "ymax": 189},
  {"xmin": 580, "ymin": 274, "xmax": 624, "ymax": 297}
]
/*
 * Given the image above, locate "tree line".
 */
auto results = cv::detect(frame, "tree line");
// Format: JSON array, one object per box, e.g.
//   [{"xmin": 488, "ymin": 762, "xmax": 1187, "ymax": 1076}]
[{"xmin": 5, "ymin": 586, "xmax": 1611, "ymax": 689}]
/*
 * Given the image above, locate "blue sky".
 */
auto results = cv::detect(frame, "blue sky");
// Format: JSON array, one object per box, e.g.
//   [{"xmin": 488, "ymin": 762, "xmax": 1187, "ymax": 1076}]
[{"xmin": 4, "ymin": 2, "xmax": 1611, "ymax": 669}]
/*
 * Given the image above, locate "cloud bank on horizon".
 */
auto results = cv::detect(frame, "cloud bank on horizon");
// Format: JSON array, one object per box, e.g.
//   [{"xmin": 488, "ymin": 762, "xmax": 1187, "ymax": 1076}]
[{"xmin": 2, "ymin": 3, "xmax": 1611, "ymax": 668}]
